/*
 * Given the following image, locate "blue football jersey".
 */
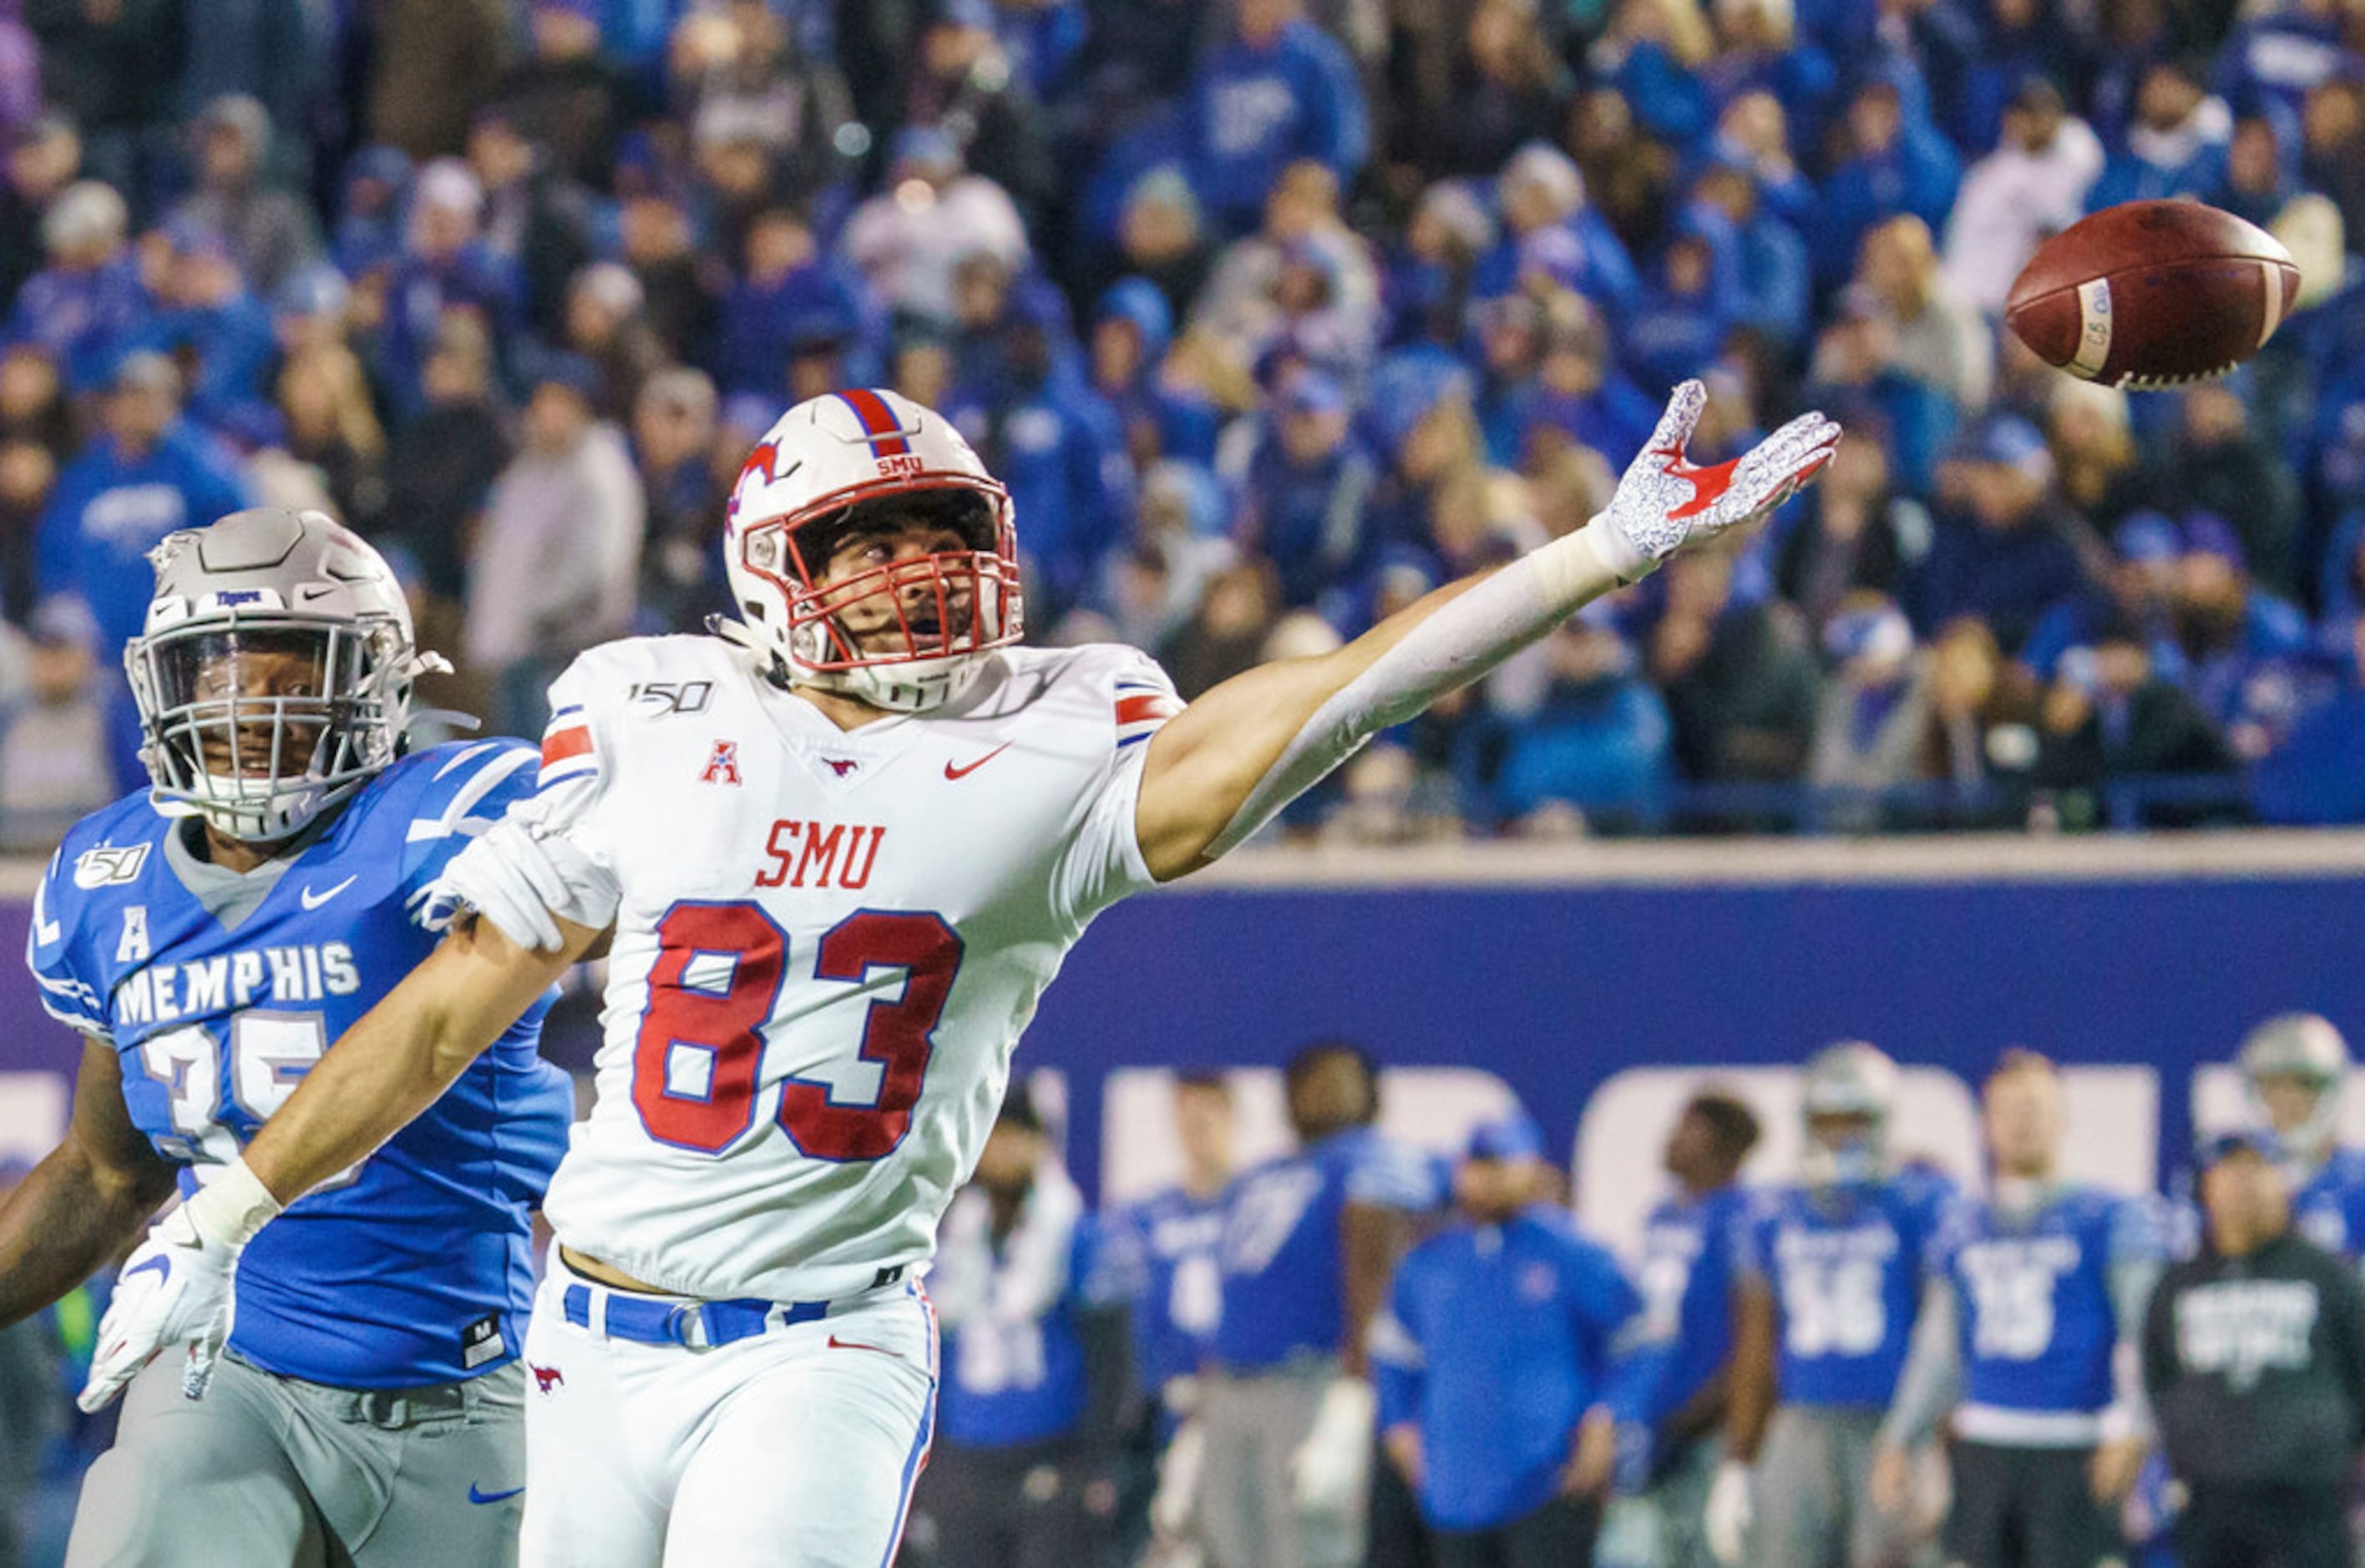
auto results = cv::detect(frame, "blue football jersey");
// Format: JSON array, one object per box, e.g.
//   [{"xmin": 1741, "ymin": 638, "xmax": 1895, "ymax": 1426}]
[
  {"xmin": 1213, "ymin": 1125, "xmax": 1441, "ymax": 1369},
  {"xmin": 937, "ymin": 1211, "xmax": 1115, "ymax": 1450},
  {"xmin": 27, "ymin": 741, "xmax": 572, "ymax": 1388},
  {"xmin": 1107, "ymin": 1184, "xmax": 1226, "ymax": 1400},
  {"xmin": 1627, "ymin": 1183, "xmax": 1750, "ymax": 1429},
  {"xmin": 2292, "ymin": 1147, "xmax": 2365, "ymax": 1259},
  {"xmin": 1933, "ymin": 1186, "xmax": 2159, "ymax": 1415},
  {"xmin": 1742, "ymin": 1168, "xmax": 1952, "ymax": 1409}
]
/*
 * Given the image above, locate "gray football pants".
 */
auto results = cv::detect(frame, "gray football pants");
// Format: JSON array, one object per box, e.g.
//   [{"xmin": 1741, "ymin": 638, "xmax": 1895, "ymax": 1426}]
[
  {"xmin": 1752, "ymin": 1407, "xmax": 1931, "ymax": 1568},
  {"xmin": 65, "ymin": 1349, "xmax": 526, "ymax": 1568},
  {"xmin": 1195, "ymin": 1361, "xmax": 1365, "ymax": 1568}
]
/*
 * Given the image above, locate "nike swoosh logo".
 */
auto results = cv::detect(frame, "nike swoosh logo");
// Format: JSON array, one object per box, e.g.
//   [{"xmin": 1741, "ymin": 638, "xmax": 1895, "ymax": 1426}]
[
  {"xmin": 468, "ymin": 1485, "xmax": 524, "ymax": 1505},
  {"xmin": 122, "ymin": 1255, "xmax": 170, "ymax": 1286},
  {"xmin": 827, "ymin": 1335, "xmax": 905, "ymax": 1360},
  {"xmin": 944, "ymin": 743, "xmax": 1012, "ymax": 781},
  {"xmin": 300, "ymin": 875, "xmax": 359, "ymax": 911}
]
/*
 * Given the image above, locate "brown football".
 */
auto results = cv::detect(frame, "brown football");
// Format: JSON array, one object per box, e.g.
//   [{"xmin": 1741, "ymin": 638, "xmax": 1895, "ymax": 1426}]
[{"xmin": 2004, "ymin": 200, "xmax": 2302, "ymax": 389}]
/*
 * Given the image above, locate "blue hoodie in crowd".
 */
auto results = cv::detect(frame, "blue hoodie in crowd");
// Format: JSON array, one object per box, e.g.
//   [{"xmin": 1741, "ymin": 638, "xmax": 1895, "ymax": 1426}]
[
  {"xmin": 1473, "ymin": 210, "xmax": 1641, "ymax": 326},
  {"xmin": 37, "ymin": 422, "xmax": 254, "ymax": 660},
  {"xmin": 135, "ymin": 296, "xmax": 277, "ymax": 436},
  {"xmin": 1488, "ymin": 673, "xmax": 1673, "ymax": 826},
  {"xmin": 1815, "ymin": 78, "xmax": 1962, "ymax": 286},
  {"xmin": 8, "ymin": 258, "xmax": 150, "ymax": 392},
  {"xmin": 1091, "ymin": 279, "xmax": 1220, "ymax": 467},
  {"xmin": 716, "ymin": 258, "xmax": 879, "ymax": 398},
  {"xmin": 378, "ymin": 241, "xmax": 524, "ymax": 420},
  {"xmin": 1242, "ymin": 413, "xmax": 1380, "ymax": 609},
  {"xmin": 1187, "ymin": 18, "xmax": 1370, "ymax": 233},
  {"xmin": 950, "ymin": 360, "xmax": 1132, "ymax": 618},
  {"xmin": 2212, "ymin": 7, "xmax": 2360, "ymax": 137}
]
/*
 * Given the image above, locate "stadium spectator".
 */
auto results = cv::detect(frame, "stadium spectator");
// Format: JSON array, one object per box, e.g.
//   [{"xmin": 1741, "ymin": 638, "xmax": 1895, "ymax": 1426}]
[
  {"xmin": 1621, "ymin": 1090, "xmax": 1762, "ymax": 1568},
  {"xmin": 2144, "ymin": 1128, "xmax": 2365, "ymax": 1568},
  {"xmin": 8, "ymin": 179, "xmax": 144, "ymax": 393},
  {"xmin": 1486, "ymin": 603, "xmax": 1674, "ymax": 832},
  {"xmin": 377, "ymin": 158, "xmax": 524, "ymax": 422},
  {"xmin": 1942, "ymin": 76, "xmax": 2104, "ymax": 316},
  {"xmin": 1648, "ymin": 545, "xmax": 1821, "ymax": 793},
  {"xmin": 909, "ymin": 1087, "xmax": 1133, "ymax": 1568},
  {"xmin": 1870, "ymin": 1051, "xmax": 2160, "ymax": 1568},
  {"xmin": 1190, "ymin": 1040, "xmax": 1438, "ymax": 1568},
  {"xmin": 363, "ymin": 0, "xmax": 514, "ymax": 160},
  {"xmin": 1908, "ymin": 414, "xmax": 2089, "ymax": 655},
  {"xmin": 1815, "ymin": 73, "xmax": 1962, "ymax": 291},
  {"xmin": 136, "ymin": 219, "xmax": 276, "ymax": 437},
  {"xmin": 1374, "ymin": 1110, "xmax": 1640, "ymax": 1566},
  {"xmin": 2087, "ymin": 59, "xmax": 2231, "ymax": 211},
  {"xmin": 2172, "ymin": 509, "xmax": 2310, "ymax": 731},
  {"xmin": 1809, "ymin": 594, "xmax": 1936, "ymax": 824},
  {"xmin": 842, "ymin": 128, "xmax": 1029, "ymax": 331},
  {"xmin": 0, "ymin": 115, "xmax": 78, "ymax": 308},
  {"xmin": 1772, "ymin": 434, "xmax": 1923, "ymax": 637},
  {"xmin": 1237, "ymin": 372, "xmax": 1378, "ymax": 613},
  {"xmin": 495, "ymin": 0, "xmax": 633, "ymax": 194},
  {"xmin": 464, "ymin": 104, "xmax": 597, "ymax": 340},
  {"xmin": 631, "ymin": 366, "xmax": 725, "ymax": 636},
  {"xmin": 462, "ymin": 354, "xmax": 643, "ymax": 739},
  {"xmin": 274, "ymin": 345, "xmax": 388, "ymax": 537},
  {"xmin": 167, "ymin": 94, "xmax": 322, "ymax": 301},
  {"xmin": 33, "ymin": 350, "xmax": 251, "ymax": 792},
  {"xmin": 2028, "ymin": 609, "xmax": 2237, "ymax": 827},
  {"xmin": 1185, "ymin": 0, "xmax": 1370, "ymax": 236},
  {"xmin": 2020, "ymin": 510, "xmax": 2185, "ymax": 687},
  {"xmin": 2162, "ymin": 384, "xmax": 2302, "ymax": 596},
  {"xmin": 379, "ymin": 317, "xmax": 509, "ymax": 615},
  {"xmin": 1855, "ymin": 215, "xmax": 1993, "ymax": 425},
  {"xmin": 899, "ymin": 0, "xmax": 1056, "ymax": 227}
]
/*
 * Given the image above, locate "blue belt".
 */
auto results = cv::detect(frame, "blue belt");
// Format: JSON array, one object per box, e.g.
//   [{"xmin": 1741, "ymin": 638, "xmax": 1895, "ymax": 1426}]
[{"xmin": 561, "ymin": 1283, "xmax": 829, "ymax": 1348}]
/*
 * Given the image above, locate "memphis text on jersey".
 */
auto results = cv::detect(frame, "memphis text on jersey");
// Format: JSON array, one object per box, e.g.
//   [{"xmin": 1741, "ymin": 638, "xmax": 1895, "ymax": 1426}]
[{"xmin": 112, "ymin": 934, "xmax": 363, "ymax": 1026}]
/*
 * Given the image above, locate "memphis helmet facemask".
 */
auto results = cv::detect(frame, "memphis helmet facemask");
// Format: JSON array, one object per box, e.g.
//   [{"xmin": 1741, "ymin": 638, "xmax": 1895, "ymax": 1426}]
[{"xmin": 717, "ymin": 390, "xmax": 1025, "ymax": 714}]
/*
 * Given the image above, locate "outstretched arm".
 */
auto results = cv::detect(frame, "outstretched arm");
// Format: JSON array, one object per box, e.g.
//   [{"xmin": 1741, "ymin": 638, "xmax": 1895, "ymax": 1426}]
[
  {"xmin": 0, "ymin": 1038, "xmax": 178, "ymax": 1327},
  {"xmin": 76, "ymin": 910, "xmax": 597, "ymax": 1411},
  {"xmin": 1134, "ymin": 382, "xmax": 1840, "ymax": 878}
]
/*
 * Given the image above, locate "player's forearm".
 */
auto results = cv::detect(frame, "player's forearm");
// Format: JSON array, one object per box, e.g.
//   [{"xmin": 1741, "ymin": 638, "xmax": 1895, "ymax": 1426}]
[
  {"xmin": 1340, "ymin": 1201, "xmax": 1413, "ymax": 1378},
  {"xmin": 1724, "ymin": 1284, "xmax": 1779, "ymax": 1461},
  {"xmin": 1137, "ymin": 525, "xmax": 1629, "ymax": 876},
  {"xmin": 242, "ymin": 918, "xmax": 573, "ymax": 1205},
  {"xmin": 1876, "ymin": 1283, "xmax": 1962, "ymax": 1450},
  {"xmin": 0, "ymin": 1141, "xmax": 170, "ymax": 1326}
]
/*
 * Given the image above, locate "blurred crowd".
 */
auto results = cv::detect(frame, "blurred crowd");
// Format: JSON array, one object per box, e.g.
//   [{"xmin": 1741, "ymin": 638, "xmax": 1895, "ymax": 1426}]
[{"xmin": 3, "ymin": 0, "xmax": 2365, "ymax": 840}]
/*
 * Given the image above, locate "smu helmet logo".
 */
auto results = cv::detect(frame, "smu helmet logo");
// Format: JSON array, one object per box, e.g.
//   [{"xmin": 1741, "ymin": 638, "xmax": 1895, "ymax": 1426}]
[{"xmin": 701, "ymin": 741, "xmax": 742, "ymax": 786}]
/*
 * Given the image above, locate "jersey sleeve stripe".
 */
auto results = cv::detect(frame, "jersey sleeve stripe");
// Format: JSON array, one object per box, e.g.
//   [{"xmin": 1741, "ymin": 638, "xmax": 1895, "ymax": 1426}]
[
  {"xmin": 1115, "ymin": 694, "xmax": 1182, "ymax": 726},
  {"xmin": 541, "ymin": 726, "xmax": 594, "ymax": 768}
]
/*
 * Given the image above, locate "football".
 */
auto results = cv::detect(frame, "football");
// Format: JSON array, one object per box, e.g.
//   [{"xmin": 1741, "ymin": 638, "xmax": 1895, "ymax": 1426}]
[{"xmin": 2004, "ymin": 200, "xmax": 2302, "ymax": 388}]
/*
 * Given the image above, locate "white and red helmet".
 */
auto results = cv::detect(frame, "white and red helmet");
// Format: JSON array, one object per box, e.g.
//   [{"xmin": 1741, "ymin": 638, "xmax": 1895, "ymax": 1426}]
[{"xmin": 722, "ymin": 388, "xmax": 1022, "ymax": 712}]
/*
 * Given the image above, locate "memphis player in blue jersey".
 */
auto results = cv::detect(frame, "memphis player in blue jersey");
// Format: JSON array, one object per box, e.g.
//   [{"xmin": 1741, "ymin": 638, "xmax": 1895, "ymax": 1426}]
[
  {"xmin": 1189, "ymin": 1040, "xmax": 1441, "ymax": 1568},
  {"xmin": 1, "ymin": 508, "xmax": 570, "ymax": 1568},
  {"xmin": 1709, "ymin": 1041, "xmax": 1953, "ymax": 1568},
  {"xmin": 1106, "ymin": 1070, "xmax": 1236, "ymax": 1558},
  {"xmin": 1621, "ymin": 1090, "xmax": 1763, "ymax": 1568},
  {"xmin": 1870, "ymin": 1050, "xmax": 2161, "ymax": 1568},
  {"xmin": 2231, "ymin": 1014, "xmax": 2365, "ymax": 1261}
]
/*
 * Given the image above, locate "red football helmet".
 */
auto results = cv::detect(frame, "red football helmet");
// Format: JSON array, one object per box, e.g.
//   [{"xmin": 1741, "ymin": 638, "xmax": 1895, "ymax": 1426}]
[{"xmin": 723, "ymin": 388, "xmax": 1022, "ymax": 712}]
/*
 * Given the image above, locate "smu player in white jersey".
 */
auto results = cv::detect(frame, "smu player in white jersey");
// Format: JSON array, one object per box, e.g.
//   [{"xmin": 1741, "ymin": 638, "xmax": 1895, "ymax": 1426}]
[{"xmin": 80, "ymin": 382, "xmax": 1840, "ymax": 1566}]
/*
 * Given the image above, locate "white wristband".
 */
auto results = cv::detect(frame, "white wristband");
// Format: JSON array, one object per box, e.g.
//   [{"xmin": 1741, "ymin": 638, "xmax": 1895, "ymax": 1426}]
[{"xmin": 181, "ymin": 1158, "xmax": 284, "ymax": 1252}]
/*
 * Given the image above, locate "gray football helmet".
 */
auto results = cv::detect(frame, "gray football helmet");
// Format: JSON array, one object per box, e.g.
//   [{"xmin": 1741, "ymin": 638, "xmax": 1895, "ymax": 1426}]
[
  {"xmin": 2239, "ymin": 1013, "xmax": 2352, "ymax": 1163},
  {"xmin": 124, "ymin": 508, "xmax": 448, "ymax": 843},
  {"xmin": 1800, "ymin": 1039, "xmax": 1898, "ymax": 1186}
]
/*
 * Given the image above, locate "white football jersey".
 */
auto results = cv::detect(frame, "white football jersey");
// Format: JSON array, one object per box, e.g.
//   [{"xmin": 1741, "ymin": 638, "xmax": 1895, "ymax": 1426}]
[{"xmin": 521, "ymin": 634, "xmax": 1181, "ymax": 1303}]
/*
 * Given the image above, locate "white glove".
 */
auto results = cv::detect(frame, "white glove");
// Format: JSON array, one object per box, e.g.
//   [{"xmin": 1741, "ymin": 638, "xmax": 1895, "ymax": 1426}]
[
  {"xmin": 1704, "ymin": 1458, "xmax": 1755, "ymax": 1566},
  {"xmin": 1589, "ymin": 380, "xmax": 1843, "ymax": 581},
  {"xmin": 78, "ymin": 1161, "xmax": 281, "ymax": 1411},
  {"xmin": 1149, "ymin": 1416, "xmax": 1206, "ymax": 1540},
  {"xmin": 1290, "ymin": 1375, "xmax": 1376, "ymax": 1515}
]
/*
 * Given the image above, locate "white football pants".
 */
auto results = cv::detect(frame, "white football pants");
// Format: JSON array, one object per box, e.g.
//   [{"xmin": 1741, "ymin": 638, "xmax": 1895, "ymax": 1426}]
[{"xmin": 517, "ymin": 1252, "xmax": 939, "ymax": 1568}]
